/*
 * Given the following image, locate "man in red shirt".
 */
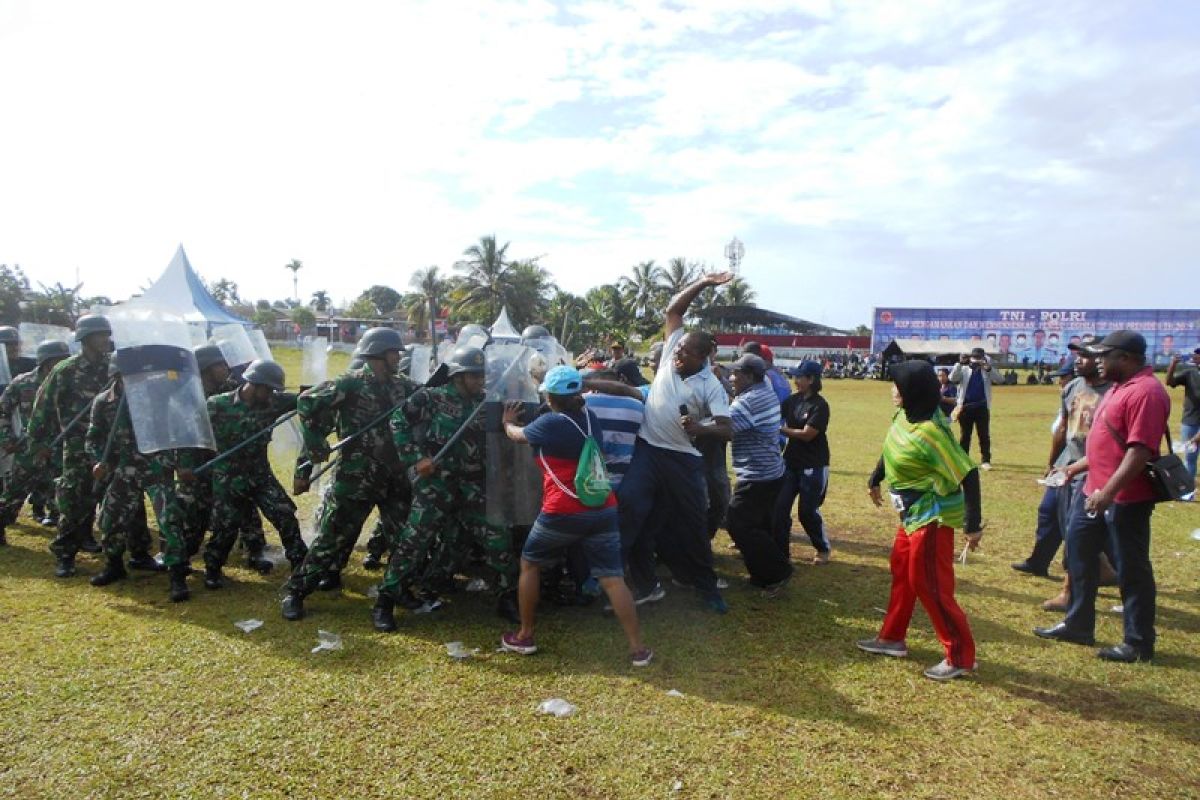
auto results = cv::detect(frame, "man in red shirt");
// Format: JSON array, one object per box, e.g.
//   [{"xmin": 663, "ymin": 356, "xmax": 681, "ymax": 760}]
[{"xmin": 1035, "ymin": 331, "xmax": 1170, "ymax": 662}]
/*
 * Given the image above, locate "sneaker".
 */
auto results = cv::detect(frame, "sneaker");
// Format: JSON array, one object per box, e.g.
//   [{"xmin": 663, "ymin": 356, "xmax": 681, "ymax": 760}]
[
  {"xmin": 702, "ymin": 593, "xmax": 729, "ymax": 614},
  {"xmin": 855, "ymin": 638, "xmax": 908, "ymax": 658},
  {"xmin": 762, "ymin": 577, "xmax": 789, "ymax": 598},
  {"xmin": 980, "ymin": 462, "xmax": 992, "ymax": 471},
  {"xmin": 500, "ymin": 631, "xmax": 537, "ymax": 656},
  {"xmin": 812, "ymin": 550, "xmax": 831, "ymax": 566},
  {"xmin": 923, "ymin": 659, "xmax": 977, "ymax": 681},
  {"xmin": 630, "ymin": 648, "xmax": 654, "ymax": 667},
  {"xmin": 715, "ymin": 577, "xmax": 730, "ymax": 589},
  {"xmin": 636, "ymin": 583, "xmax": 666, "ymax": 606}
]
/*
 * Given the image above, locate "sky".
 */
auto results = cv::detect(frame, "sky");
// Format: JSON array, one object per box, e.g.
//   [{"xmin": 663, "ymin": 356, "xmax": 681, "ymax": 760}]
[{"xmin": 1, "ymin": 0, "xmax": 1197, "ymax": 329}]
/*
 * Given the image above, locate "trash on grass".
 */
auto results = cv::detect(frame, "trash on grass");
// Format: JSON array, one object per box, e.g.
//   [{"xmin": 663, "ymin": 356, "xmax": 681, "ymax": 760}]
[
  {"xmin": 311, "ymin": 630, "xmax": 343, "ymax": 653},
  {"xmin": 413, "ymin": 599, "xmax": 444, "ymax": 614},
  {"xmin": 445, "ymin": 641, "xmax": 479, "ymax": 660},
  {"xmin": 234, "ymin": 619, "xmax": 263, "ymax": 634},
  {"xmin": 1191, "ymin": 529, "xmax": 1200, "ymax": 541},
  {"xmin": 465, "ymin": 578, "xmax": 489, "ymax": 592},
  {"xmin": 666, "ymin": 689, "xmax": 685, "ymax": 698},
  {"xmin": 672, "ymin": 780, "xmax": 683, "ymax": 792},
  {"xmin": 537, "ymin": 698, "xmax": 577, "ymax": 718}
]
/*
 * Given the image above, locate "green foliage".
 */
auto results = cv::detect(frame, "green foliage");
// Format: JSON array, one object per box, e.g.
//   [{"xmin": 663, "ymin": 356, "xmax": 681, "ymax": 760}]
[
  {"xmin": 0, "ymin": 265, "xmax": 30, "ymax": 322},
  {"xmin": 309, "ymin": 290, "xmax": 331, "ymax": 312},
  {"xmin": 358, "ymin": 285, "xmax": 403, "ymax": 315},
  {"xmin": 289, "ymin": 306, "xmax": 317, "ymax": 329},
  {"xmin": 345, "ymin": 296, "xmax": 379, "ymax": 319},
  {"xmin": 208, "ymin": 278, "xmax": 242, "ymax": 306},
  {"xmin": 252, "ymin": 308, "xmax": 277, "ymax": 328}
]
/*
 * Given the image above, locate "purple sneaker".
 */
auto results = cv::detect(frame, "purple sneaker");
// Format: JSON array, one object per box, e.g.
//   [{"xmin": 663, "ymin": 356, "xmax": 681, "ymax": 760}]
[{"xmin": 501, "ymin": 631, "xmax": 537, "ymax": 655}]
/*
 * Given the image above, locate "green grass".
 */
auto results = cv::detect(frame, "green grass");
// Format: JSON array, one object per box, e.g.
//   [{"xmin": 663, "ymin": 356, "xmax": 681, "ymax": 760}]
[{"xmin": 1, "ymin": 350, "xmax": 1198, "ymax": 799}]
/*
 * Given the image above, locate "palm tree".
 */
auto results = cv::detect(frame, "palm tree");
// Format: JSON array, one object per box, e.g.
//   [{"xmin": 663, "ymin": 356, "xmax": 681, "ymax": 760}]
[
  {"xmin": 661, "ymin": 257, "xmax": 697, "ymax": 296},
  {"xmin": 405, "ymin": 265, "xmax": 446, "ymax": 343},
  {"xmin": 546, "ymin": 289, "xmax": 584, "ymax": 351},
  {"xmin": 284, "ymin": 259, "xmax": 303, "ymax": 302},
  {"xmin": 619, "ymin": 260, "xmax": 663, "ymax": 319},
  {"xmin": 582, "ymin": 285, "xmax": 632, "ymax": 345},
  {"xmin": 720, "ymin": 276, "xmax": 756, "ymax": 307},
  {"xmin": 309, "ymin": 290, "xmax": 331, "ymax": 312},
  {"xmin": 453, "ymin": 235, "xmax": 513, "ymax": 322},
  {"xmin": 505, "ymin": 259, "xmax": 554, "ymax": 330}
]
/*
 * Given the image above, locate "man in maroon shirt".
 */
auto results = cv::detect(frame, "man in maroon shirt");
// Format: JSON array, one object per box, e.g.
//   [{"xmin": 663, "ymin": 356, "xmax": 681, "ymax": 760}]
[{"xmin": 1034, "ymin": 331, "xmax": 1170, "ymax": 663}]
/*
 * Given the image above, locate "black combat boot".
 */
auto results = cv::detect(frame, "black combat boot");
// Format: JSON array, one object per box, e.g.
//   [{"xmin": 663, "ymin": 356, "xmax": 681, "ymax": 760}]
[
  {"xmin": 203, "ymin": 566, "xmax": 225, "ymax": 590},
  {"xmin": 168, "ymin": 565, "xmax": 190, "ymax": 602},
  {"xmin": 0, "ymin": 530, "xmax": 6, "ymax": 547},
  {"xmin": 31, "ymin": 504, "xmax": 46, "ymax": 521},
  {"xmin": 316, "ymin": 572, "xmax": 342, "ymax": 592},
  {"xmin": 496, "ymin": 591, "xmax": 520, "ymax": 624},
  {"xmin": 246, "ymin": 550, "xmax": 274, "ymax": 575},
  {"xmin": 55, "ymin": 556, "xmax": 76, "ymax": 578},
  {"xmin": 362, "ymin": 553, "xmax": 383, "ymax": 571},
  {"xmin": 78, "ymin": 533, "xmax": 102, "ymax": 554},
  {"xmin": 41, "ymin": 511, "xmax": 58, "ymax": 527},
  {"xmin": 90, "ymin": 556, "xmax": 127, "ymax": 586},
  {"xmin": 128, "ymin": 552, "xmax": 166, "ymax": 572},
  {"xmin": 281, "ymin": 592, "xmax": 305, "ymax": 621},
  {"xmin": 371, "ymin": 595, "xmax": 397, "ymax": 632}
]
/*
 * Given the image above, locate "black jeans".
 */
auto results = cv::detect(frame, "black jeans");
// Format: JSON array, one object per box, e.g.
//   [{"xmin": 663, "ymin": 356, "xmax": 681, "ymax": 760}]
[
  {"xmin": 1063, "ymin": 491, "xmax": 1156, "ymax": 655},
  {"xmin": 957, "ymin": 404, "xmax": 991, "ymax": 463},
  {"xmin": 726, "ymin": 477, "xmax": 792, "ymax": 586},
  {"xmin": 697, "ymin": 438, "xmax": 730, "ymax": 539},
  {"xmin": 772, "ymin": 466, "xmax": 829, "ymax": 553}
]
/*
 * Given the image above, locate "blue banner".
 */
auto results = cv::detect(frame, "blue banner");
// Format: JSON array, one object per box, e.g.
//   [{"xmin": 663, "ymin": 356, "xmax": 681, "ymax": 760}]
[{"xmin": 872, "ymin": 308, "xmax": 1200, "ymax": 367}]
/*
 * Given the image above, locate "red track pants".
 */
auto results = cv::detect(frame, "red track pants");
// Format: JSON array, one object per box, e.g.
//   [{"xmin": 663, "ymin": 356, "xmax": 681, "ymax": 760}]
[{"xmin": 879, "ymin": 523, "xmax": 975, "ymax": 668}]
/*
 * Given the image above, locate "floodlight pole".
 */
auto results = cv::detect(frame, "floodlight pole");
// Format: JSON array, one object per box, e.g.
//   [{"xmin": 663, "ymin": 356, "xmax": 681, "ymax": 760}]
[{"xmin": 724, "ymin": 236, "xmax": 744, "ymax": 274}]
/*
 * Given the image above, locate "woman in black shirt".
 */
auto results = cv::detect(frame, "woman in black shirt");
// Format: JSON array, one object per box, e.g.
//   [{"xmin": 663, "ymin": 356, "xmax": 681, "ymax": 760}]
[{"xmin": 773, "ymin": 361, "xmax": 832, "ymax": 564}]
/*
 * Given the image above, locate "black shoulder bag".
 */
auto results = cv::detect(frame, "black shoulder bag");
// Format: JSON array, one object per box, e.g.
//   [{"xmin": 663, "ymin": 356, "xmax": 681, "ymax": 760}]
[{"xmin": 1103, "ymin": 420, "xmax": 1195, "ymax": 503}]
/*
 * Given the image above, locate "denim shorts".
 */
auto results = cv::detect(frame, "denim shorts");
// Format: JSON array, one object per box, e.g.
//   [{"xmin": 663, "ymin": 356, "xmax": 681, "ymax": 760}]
[{"xmin": 521, "ymin": 508, "xmax": 624, "ymax": 578}]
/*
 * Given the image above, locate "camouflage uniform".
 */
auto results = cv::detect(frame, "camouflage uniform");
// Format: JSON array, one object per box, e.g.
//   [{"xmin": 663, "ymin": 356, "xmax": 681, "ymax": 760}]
[
  {"xmin": 379, "ymin": 382, "xmax": 516, "ymax": 601},
  {"xmin": 180, "ymin": 376, "xmax": 267, "ymax": 557},
  {"xmin": 0, "ymin": 369, "xmax": 58, "ymax": 525},
  {"xmin": 25, "ymin": 351, "xmax": 111, "ymax": 559},
  {"xmin": 202, "ymin": 388, "xmax": 308, "ymax": 571},
  {"xmin": 87, "ymin": 385, "xmax": 188, "ymax": 564},
  {"xmin": 284, "ymin": 365, "xmax": 417, "ymax": 596}
]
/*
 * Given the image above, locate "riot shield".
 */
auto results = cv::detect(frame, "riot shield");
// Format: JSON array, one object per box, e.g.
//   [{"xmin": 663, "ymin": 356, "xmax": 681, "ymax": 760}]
[
  {"xmin": 248, "ymin": 329, "xmax": 273, "ymax": 361},
  {"xmin": 483, "ymin": 343, "xmax": 542, "ymax": 527},
  {"xmin": 0, "ymin": 346, "xmax": 11, "ymax": 388},
  {"xmin": 110, "ymin": 308, "xmax": 216, "ymax": 454},
  {"xmin": 301, "ymin": 337, "xmax": 329, "ymax": 387},
  {"xmin": 408, "ymin": 344, "xmax": 433, "ymax": 384},
  {"xmin": 0, "ymin": 346, "xmax": 13, "ymax": 477},
  {"xmin": 186, "ymin": 323, "xmax": 209, "ymax": 348},
  {"xmin": 457, "ymin": 330, "xmax": 490, "ymax": 351},
  {"xmin": 210, "ymin": 324, "xmax": 257, "ymax": 370},
  {"xmin": 436, "ymin": 339, "xmax": 456, "ymax": 366},
  {"xmin": 17, "ymin": 323, "xmax": 74, "ymax": 359}
]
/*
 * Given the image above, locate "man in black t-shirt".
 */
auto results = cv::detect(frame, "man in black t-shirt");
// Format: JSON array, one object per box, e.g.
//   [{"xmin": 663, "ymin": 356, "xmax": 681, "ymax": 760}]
[{"xmin": 773, "ymin": 361, "xmax": 832, "ymax": 564}]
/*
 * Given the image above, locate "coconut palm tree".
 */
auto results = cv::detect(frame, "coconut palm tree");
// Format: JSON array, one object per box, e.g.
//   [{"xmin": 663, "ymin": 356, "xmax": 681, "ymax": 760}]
[
  {"xmin": 453, "ymin": 235, "xmax": 514, "ymax": 322},
  {"xmin": 720, "ymin": 276, "xmax": 756, "ymax": 307},
  {"xmin": 661, "ymin": 257, "xmax": 697, "ymax": 296},
  {"xmin": 309, "ymin": 290, "xmax": 331, "ymax": 312},
  {"xmin": 405, "ymin": 265, "xmax": 446, "ymax": 343},
  {"xmin": 619, "ymin": 260, "xmax": 663, "ymax": 319},
  {"xmin": 545, "ymin": 289, "xmax": 584, "ymax": 351},
  {"xmin": 505, "ymin": 259, "xmax": 554, "ymax": 330},
  {"xmin": 284, "ymin": 259, "xmax": 303, "ymax": 302}
]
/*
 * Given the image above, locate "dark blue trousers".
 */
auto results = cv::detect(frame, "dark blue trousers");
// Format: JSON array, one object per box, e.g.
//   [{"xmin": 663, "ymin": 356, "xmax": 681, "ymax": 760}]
[
  {"xmin": 618, "ymin": 439, "xmax": 716, "ymax": 598},
  {"xmin": 1063, "ymin": 490, "xmax": 1156, "ymax": 655}
]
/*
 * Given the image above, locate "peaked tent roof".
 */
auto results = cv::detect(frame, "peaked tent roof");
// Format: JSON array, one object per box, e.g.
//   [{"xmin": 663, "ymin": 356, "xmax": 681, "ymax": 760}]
[{"xmin": 127, "ymin": 245, "xmax": 249, "ymax": 326}]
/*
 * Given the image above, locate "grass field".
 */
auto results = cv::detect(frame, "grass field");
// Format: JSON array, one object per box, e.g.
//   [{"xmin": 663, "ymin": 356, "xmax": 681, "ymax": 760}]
[{"xmin": 1, "ymin": 348, "xmax": 1198, "ymax": 799}]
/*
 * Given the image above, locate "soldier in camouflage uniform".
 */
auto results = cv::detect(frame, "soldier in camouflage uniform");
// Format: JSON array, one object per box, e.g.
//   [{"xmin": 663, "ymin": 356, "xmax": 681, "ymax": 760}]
[
  {"xmin": 24, "ymin": 315, "xmax": 114, "ymax": 576},
  {"xmin": 281, "ymin": 327, "xmax": 418, "ymax": 621},
  {"xmin": 371, "ymin": 346, "xmax": 518, "ymax": 632},
  {"xmin": 199, "ymin": 359, "xmax": 308, "ymax": 589},
  {"xmin": 0, "ymin": 341, "xmax": 71, "ymax": 544},
  {"xmin": 86, "ymin": 362, "xmax": 189, "ymax": 598}
]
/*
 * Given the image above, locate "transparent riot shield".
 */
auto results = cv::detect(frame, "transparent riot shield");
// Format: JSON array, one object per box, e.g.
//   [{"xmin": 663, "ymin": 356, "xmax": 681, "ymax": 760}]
[
  {"xmin": 210, "ymin": 324, "xmax": 257, "ymax": 370},
  {"xmin": 408, "ymin": 344, "xmax": 433, "ymax": 384},
  {"xmin": 0, "ymin": 346, "xmax": 11, "ymax": 388},
  {"xmin": 269, "ymin": 409, "xmax": 304, "ymax": 469},
  {"xmin": 0, "ymin": 347, "xmax": 12, "ymax": 477},
  {"xmin": 483, "ymin": 343, "xmax": 543, "ymax": 527},
  {"xmin": 436, "ymin": 339, "xmax": 456, "ymax": 366},
  {"xmin": 17, "ymin": 323, "xmax": 74, "ymax": 359},
  {"xmin": 110, "ymin": 308, "xmax": 216, "ymax": 454},
  {"xmin": 301, "ymin": 337, "xmax": 329, "ymax": 388},
  {"xmin": 457, "ymin": 330, "xmax": 490, "ymax": 351},
  {"xmin": 186, "ymin": 323, "xmax": 209, "ymax": 348},
  {"xmin": 248, "ymin": 328, "xmax": 273, "ymax": 361}
]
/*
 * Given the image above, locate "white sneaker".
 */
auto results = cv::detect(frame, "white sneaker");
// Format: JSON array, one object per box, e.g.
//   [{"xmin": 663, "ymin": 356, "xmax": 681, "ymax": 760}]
[
  {"xmin": 923, "ymin": 659, "xmax": 977, "ymax": 681},
  {"xmin": 980, "ymin": 462, "xmax": 992, "ymax": 471}
]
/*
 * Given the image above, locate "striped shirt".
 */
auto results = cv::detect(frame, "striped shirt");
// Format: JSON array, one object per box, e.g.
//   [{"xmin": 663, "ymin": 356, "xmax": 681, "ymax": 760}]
[
  {"xmin": 882, "ymin": 409, "xmax": 975, "ymax": 533},
  {"xmin": 583, "ymin": 391, "xmax": 645, "ymax": 489},
  {"xmin": 729, "ymin": 380, "xmax": 785, "ymax": 483}
]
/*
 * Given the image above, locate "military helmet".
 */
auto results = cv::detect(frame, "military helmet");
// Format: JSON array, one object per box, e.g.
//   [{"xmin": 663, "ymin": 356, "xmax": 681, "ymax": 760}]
[
  {"xmin": 354, "ymin": 327, "xmax": 404, "ymax": 358},
  {"xmin": 192, "ymin": 344, "xmax": 227, "ymax": 372},
  {"xmin": 348, "ymin": 356, "xmax": 365, "ymax": 370},
  {"xmin": 0, "ymin": 326, "xmax": 19, "ymax": 345},
  {"xmin": 520, "ymin": 324, "xmax": 551, "ymax": 341},
  {"xmin": 242, "ymin": 359, "xmax": 286, "ymax": 391},
  {"xmin": 446, "ymin": 346, "xmax": 486, "ymax": 376},
  {"xmin": 74, "ymin": 314, "xmax": 112, "ymax": 342},
  {"xmin": 456, "ymin": 323, "xmax": 490, "ymax": 343},
  {"xmin": 36, "ymin": 340, "xmax": 71, "ymax": 367}
]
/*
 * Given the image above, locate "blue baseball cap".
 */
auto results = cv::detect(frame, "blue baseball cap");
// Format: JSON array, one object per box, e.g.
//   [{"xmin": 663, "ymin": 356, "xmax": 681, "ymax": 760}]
[
  {"xmin": 786, "ymin": 360, "xmax": 823, "ymax": 379},
  {"xmin": 539, "ymin": 365, "xmax": 583, "ymax": 395}
]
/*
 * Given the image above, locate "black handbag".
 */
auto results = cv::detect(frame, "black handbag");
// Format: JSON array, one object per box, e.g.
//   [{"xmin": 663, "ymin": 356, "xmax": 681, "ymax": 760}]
[{"xmin": 1104, "ymin": 421, "xmax": 1195, "ymax": 503}]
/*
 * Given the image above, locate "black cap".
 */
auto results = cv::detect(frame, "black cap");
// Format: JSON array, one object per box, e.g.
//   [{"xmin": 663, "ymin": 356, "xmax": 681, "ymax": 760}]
[
  {"xmin": 1088, "ymin": 330, "xmax": 1146, "ymax": 356},
  {"xmin": 970, "ymin": 347, "xmax": 986, "ymax": 358},
  {"xmin": 1193, "ymin": 347, "xmax": 1200, "ymax": 356},
  {"xmin": 613, "ymin": 357, "xmax": 648, "ymax": 386},
  {"xmin": 1067, "ymin": 334, "xmax": 1103, "ymax": 353},
  {"xmin": 730, "ymin": 353, "xmax": 767, "ymax": 379}
]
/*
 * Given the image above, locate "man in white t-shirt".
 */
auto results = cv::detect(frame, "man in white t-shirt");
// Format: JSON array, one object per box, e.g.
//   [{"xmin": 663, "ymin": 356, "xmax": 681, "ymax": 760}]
[{"xmin": 618, "ymin": 272, "xmax": 734, "ymax": 613}]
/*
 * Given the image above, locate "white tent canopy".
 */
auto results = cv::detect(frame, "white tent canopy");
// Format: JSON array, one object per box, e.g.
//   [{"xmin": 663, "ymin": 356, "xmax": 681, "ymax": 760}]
[{"xmin": 123, "ymin": 245, "xmax": 249, "ymax": 329}]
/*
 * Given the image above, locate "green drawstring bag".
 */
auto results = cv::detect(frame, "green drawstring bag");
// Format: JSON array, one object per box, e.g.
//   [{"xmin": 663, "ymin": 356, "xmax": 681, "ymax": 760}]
[{"xmin": 539, "ymin": 411, "xmax": 612, "ymax": 507}]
